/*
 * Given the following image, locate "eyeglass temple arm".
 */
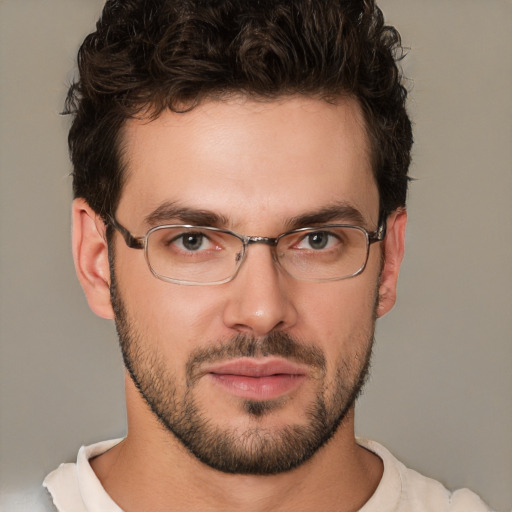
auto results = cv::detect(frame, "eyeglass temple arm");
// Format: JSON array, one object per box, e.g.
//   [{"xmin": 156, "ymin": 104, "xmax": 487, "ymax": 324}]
[
  {"xmin": 107, "ymin": 216, "xmax": 145, "ymax": 249},
  {"xmin": 369, "ymin": 212, "xmax": 388, "ymax": 243}
]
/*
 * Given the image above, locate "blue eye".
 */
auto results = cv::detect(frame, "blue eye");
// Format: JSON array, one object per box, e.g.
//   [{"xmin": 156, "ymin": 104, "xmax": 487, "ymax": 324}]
[
  {"xmin": 168, "ymin": 231, "xmax": 216, "ymax": 253},
  {"xmin": 306, "ymin": 232, "xmax": 329, "ymax": 250},
  {"xmin": 296, "ymin": 231, "xmax": 338, "ymax": 250},
  {"xmin": 180, "ymin": 233, "xmax": 207, "ymax": 251}
]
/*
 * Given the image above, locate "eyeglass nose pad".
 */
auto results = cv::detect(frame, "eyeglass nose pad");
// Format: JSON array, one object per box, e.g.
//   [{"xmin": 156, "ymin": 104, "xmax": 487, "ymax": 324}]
[
  {"xmin": 250, "ymin": 238, "xmax": 282, "ymax": 266},
  {"xmin": 270, "ymin": 245, "xmax": 281, "ymax": 264},
  {"xmin": 234, "ymin": 239, "xmax": 281, "ymax": 277}
]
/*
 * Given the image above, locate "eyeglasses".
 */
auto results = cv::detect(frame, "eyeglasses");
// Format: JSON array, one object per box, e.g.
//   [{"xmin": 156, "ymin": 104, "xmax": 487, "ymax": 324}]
[{"xmin": 108, "ymin": 217, "xmax": 386, "ymax": 286}]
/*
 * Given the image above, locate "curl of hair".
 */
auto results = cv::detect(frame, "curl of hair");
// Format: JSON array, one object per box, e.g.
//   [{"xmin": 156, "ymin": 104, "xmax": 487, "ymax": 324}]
[{"xmin": 66, "ymin": 0, "xmax": 412, "ymax": 219}]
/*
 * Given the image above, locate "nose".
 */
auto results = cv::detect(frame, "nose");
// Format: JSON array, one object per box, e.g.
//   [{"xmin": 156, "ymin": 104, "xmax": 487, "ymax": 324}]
[{"xmin": 222, "ymin": 244, "xmax": 298, "ymax": 337}]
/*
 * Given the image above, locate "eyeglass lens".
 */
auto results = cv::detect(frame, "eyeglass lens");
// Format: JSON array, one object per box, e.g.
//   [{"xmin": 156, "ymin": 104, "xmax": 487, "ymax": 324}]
[{"xmin": 145, "ymin": 225, "xmax": 370, "ymax": 284}]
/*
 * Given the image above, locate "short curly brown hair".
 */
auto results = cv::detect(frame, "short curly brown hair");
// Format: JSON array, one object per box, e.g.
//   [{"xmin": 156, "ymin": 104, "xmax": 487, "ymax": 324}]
[{"xmin": 66, "ymin": 0, "xmax": 412, "ymax": 221}]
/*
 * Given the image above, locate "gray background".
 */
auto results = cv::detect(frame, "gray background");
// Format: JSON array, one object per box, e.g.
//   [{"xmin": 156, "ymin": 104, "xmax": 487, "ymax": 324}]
[{"xmin": 0, "ymin": 1, "xmax": 511, "ymax": 511}]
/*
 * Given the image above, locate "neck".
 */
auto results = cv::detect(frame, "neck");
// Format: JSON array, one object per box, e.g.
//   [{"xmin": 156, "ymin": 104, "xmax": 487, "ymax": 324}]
[{"xmin": 90, "ymin": 375, "xmax": 383, "ymax": 512}]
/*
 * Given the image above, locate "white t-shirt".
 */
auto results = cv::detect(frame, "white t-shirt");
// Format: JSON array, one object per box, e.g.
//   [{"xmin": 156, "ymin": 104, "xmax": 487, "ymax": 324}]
[{"xmin": 43, "ymin": 438, "xmax": 494, "ymax": 512}]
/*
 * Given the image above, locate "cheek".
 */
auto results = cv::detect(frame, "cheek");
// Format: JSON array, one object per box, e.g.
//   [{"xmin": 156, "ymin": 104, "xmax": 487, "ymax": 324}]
[
  {"xmin": 295, "ymin": 274, "xmax": 379, "ymax": 335},
  {"xmin": 308, "ymin": 281, "xmax": 378, "ymax": 371},
  {"xmin": 291, "ymin": 273, "xmax": 379, "ymax": 382},
  {"xmin": 115, "ymin": 251, "xmax": 228, "ymax": 353},
  {"xmin": 113, "ymin": 240, "xmax": 381, "ymax": 361}
]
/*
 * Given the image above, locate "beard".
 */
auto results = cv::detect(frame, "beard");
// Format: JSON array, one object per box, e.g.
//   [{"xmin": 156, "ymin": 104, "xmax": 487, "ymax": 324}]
[{"xmin": 110, "ymin": 269, "xmax": 376, "ymax": 475}]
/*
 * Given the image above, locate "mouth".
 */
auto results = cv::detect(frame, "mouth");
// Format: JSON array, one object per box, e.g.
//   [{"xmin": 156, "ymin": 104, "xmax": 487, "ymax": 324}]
[{"xmin": 205, "ymin": 358, "xmax": 307, "ymax": 401}]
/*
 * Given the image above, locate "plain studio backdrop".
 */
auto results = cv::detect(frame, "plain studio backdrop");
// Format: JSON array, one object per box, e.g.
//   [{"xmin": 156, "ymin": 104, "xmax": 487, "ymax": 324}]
[{"xmin": 0, "ymin": 1, "xmax": 511, "ymax": 511}]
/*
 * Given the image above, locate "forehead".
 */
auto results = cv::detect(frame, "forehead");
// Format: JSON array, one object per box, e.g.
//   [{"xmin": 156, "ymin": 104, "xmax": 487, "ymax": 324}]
[{"xmin": 118, "ymin": 96, "xmax": 378, "ymax": 230}]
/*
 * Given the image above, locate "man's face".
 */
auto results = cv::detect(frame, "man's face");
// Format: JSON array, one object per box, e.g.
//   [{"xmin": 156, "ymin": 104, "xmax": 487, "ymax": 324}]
[{"xmin": 109, "ymin": 96, "xmax": 385, "ymax": 474}]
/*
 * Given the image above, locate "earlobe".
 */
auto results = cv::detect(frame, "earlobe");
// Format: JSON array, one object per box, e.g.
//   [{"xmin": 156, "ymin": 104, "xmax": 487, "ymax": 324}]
[
  {"xmin": 376, "ymin": 208, "xmax": 407, "ymax": 318},
  {"xmin": 72, "ymin": 198, "xmax": 114, "ymax": 319}
]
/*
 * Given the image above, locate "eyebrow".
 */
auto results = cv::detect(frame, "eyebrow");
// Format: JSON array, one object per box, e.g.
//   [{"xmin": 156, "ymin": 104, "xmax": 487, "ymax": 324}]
[
  {"xmin": 144, "ymin": 201, "xmax": 229, "ymax": 227},
  {"xmin": 144, "ymin": 200, "xmax": 367, "ymax": 231},
  {"xmin": 285, "ymin": 202, "xmax": 366, "ymax": 230}
]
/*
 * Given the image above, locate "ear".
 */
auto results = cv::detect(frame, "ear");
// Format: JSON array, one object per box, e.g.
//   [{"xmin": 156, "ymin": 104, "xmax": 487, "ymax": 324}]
[
  {"xmin": 72, "ymin": 198, "xmax": 114, "ymax": 319},
  {"xmin": 376, "ymin": 208, "xmax": 407, "ymax": 318}
]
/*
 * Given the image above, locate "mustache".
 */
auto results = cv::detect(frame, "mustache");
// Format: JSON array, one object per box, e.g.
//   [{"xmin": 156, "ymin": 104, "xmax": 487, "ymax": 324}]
[{"xmin": 186, "ymin": 331, "xmax": 326, "ymax": 384}]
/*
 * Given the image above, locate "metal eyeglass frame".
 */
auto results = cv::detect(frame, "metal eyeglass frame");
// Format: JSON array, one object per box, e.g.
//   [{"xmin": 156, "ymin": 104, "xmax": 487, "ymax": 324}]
[{"xmin": 107, "ymin": 215, "xmax": 387, "ymax": 285}]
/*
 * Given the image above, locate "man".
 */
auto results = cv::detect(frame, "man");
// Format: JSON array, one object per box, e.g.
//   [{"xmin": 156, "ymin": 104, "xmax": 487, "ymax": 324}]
[{"xmin": 43, "ymin": 0, "xmax": 492, "ymax": 510}]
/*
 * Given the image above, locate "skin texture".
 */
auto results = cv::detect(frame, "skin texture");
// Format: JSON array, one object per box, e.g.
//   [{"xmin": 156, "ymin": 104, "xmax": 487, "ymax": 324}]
[{"xmin": 72, "ymin": 96, "xmax": 406, "ymax": 512}]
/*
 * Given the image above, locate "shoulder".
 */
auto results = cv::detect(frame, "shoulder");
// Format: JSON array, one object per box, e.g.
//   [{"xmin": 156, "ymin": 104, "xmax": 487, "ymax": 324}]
[
  {"xmin": 43, "ymin": 438, "xmax": 124, "ymax": 512},
  {"xmin": 400, "ymin": 464, "xmax": 494, "ymax": 512},
  {"xmin": 358, "ymin": 439, "xmax": 494, "ymax": 512},
  {"xmin": 43, "ymin": 462, "xmax": 84, "ymax": 512}
]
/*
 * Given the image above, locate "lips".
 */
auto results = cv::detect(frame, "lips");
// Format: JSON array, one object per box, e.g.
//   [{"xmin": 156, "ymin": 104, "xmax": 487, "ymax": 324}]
[{"xmin": 205, "ymin": 358, "xmax": 307, "ymax": 400}]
